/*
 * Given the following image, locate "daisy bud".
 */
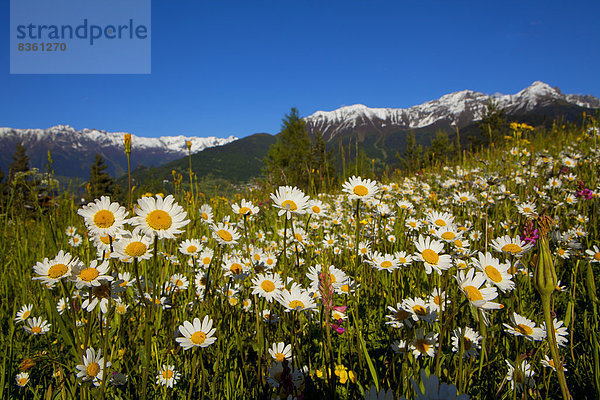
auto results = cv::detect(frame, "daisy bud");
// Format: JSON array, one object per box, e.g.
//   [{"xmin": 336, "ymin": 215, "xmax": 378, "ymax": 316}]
[
  {"xmin": 534, "ymin": 215, "xmax": 557, "ymax": 297},
  {"xmin": 123, "ymin": 134, "xmax": 132, "ymax": 154},
  {"xmin": 186, "ymin": 140, "xmax": 192, "ymax": 150}
]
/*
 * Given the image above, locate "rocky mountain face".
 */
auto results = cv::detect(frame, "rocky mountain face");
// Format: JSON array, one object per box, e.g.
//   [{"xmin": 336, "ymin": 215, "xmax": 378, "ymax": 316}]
[
  {"xmin": 0, "ymin": 125, "xmax": 236, "ymax": 180},
  {"xmin": 303, "ymin": 81, "xmax": 599, "ymax": 141}
]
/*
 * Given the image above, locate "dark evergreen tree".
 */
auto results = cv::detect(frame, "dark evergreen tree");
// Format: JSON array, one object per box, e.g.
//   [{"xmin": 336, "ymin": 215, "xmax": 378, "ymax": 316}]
[
  {"xmin": 478, "ymin": 98, "xmax": 509, "ymax": 146},
  {"xmin": 264, "ymin": 108, "xmax": 313, "ymax": 190},
  {"xmin": 425, "ymin": 131, "xmax": 454, "ymax": 166},
  {"xmin": 89, "ymin": 153, "xmax": 115, "ymax": 199},
  {"xmin": 310, "ymin": 130, "xmax": 336, "ymax": 191},
  {"xmin": 8, "ymin": 142, "xmax": 30, "ymax": 181},
  {"xmin": 403, "ymin": 131, "xmax": 423, "ymax": 173}
]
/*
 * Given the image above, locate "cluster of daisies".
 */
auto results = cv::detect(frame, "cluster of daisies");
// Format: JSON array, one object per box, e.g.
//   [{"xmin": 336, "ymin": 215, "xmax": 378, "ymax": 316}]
[{"xmin": 13, "ymin": 130, "xmax": 600, "ymax": 399}]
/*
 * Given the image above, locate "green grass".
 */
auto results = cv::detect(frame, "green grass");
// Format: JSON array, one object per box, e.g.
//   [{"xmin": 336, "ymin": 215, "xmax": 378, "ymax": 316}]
[{"xmin": 0, "ymin": 119, "xmax": 599, "ymax": 399}]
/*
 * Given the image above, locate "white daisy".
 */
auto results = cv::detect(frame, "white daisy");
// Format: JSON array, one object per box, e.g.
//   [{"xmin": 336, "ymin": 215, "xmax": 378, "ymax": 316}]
[
  {"xmin": 251, "ymin": 273, "xmax": 283, "ymax": 303},
  {"xmin": 32, "ymin": 250, "xmax": 82, "ymax": 286},
  {"xmin": 342, "ymin": 176, "xmax": 380, "ymax": 201},
  {"xmin": 503, "ymin": 312, "xmax": 546, "ymax": 341},
  {"xmin": 156, "ymin": 365, "xmax": 181, "ymax": 388},
  {"xmin": 471, "ymin": 252, "xmax": 515, "ymax": 292},
  {"xmin": 414, "ymin": 235, "xmax": 452, "ymax": 275},
  {"xmin": 111, "ymin": 229, "xmax": 154, "ymax": 263},
  {"xmin": 270, "ymin": 186, "xmax": 310, "ymax": 218},
  {"xmin": 70, "ymin": 259, "xmax": 113, "ymax": 289},
  {"xmin": 130, "ymin": 195, "xmax": 190, "ymax": 239},
  {"xmin": 211, "ymin": 222, "xmax": 241, "ymax": 246},
  {"xmin": 76, "ymin": 348, "xmax": 110, "ymax": 386},
  {"xmin": 455, "ymin": 268, "xmax": 503, "ymax": 310},
  {"xmin": 14, "ymin": 304, "xmax": 33, "ymax": 323},
  {"xmin": 77, "ymin": 196, "xmax": 129, "ymax": 238},
  {"xmin": 268, "ymin": 342, "xmax": 292, "ymax": 363},
  {"xmin": 176, "ymin": 316, "xmax": 217, "ymax": 350},
  {"xmin": 23, "ymin": 316, "xmax": 51, "ymax": 335},
  {"xmin": 231, "ymin": 199, "xmax": 259, "ymax": 217}
]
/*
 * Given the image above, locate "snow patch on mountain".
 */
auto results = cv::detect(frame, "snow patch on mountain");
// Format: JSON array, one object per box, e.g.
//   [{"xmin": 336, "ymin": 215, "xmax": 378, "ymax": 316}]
[{"xmin": 305, "ymin": 81, "xmax": 600, "ymax": 140}]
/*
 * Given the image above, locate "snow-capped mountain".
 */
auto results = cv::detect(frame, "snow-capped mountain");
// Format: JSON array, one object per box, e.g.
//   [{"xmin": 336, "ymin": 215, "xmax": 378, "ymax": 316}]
[
  {"xmin": 304, "ymin": 81, "xmax": 600, "ymax": 140},
  {"xmin": 0, "ymin": 125, "xmax": 236, "ymax": 180}
]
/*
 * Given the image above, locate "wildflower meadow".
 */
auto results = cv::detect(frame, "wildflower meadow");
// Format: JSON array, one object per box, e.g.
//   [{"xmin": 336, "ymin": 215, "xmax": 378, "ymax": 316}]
[{"xmin": 1, "ymin": 120, "xmax": 600, "ymax": 399}]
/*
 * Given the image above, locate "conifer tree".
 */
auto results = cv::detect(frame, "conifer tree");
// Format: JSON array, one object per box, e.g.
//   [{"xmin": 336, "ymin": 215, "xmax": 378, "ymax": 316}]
[
  {"xmin": 264, "ymin": 108, "xmax": 313, "ymax": 190},
  {"xmin": 403, "ymin": 131, "xmax": 422, "ymax": 173},
  {"xmin": 89, "ymin": 153, "xmax": 115, "ymax": 199},
  {"xmin": 478, "ymin": 98, "xmax": 509, "ymax": 145},
  {"xmin": 8, "ymin": 142, "xmax": 30, "ymax": 181}
]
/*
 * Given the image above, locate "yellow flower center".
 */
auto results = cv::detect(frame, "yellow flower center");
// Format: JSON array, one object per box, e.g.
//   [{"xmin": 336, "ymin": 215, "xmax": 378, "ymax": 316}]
[
  {"xmin": 281, "ymin": 200, "xmax": 298, "ymax": 211},
  {"xmin": 261, "ymin": 280, "xmax": 275, "ymax": 292},
  {"xmin": 413, "ymin": 305, "xmax": 427, "ymax": 316},
  {"xmin": 99, "ymin": 235, "xmax": 111, "ymax": 244},
  {"xmin": 454, "ymin": 239, "xmax": 463, "ymax": 248},
  {"xmin": 288, "ymin": 300, "xmax": 305, "ymax": 309},
  {"xmin": 515, "ymin": 324, "xmax": 534, "ymax": 336},
  {"xmin": 217, "ymin": 229, "xmax": 233, "ymax": 242},
  {"xmin": 460, "ymin": 196, "xmax": 469, "ymax": 202},
  {"xmin": 464, "ymin": 285, "xmax": 483, "ymax": 302},
  {"xmin": 502, "ymin": 243, "xmax": 523, "ymax": 254},
  {"xmin": 422, "ymin": 249, "xmax": 439, "ymax": 265},
  {"xmin": 415, "ymin": 339, "xmax": 430, "ymax": 354},
  {"xmin": 340, "ymin": 284, "xmax": 349, "ymax": 293},
  {"xmin": 312, "ymin": 205, "xmax": 321, "ymax": 213},
  {"xmin": 203, "ymin": 257, "xmax": 211, "ymax": 265},
  {"xmin": 433, "ymin": 295, "xmax": 441, "ymax": 305},
  {"xmin": 380, "ymin": 260, "xmax": 392, "ymax": 269},
  {"xmin": 146, "ymin": 210, "xmax": 172, "ymax": 230},
  {"xmin": 353, "ymin": 185, "xmax": 369, "ymax": 196},
  {"xmin": 594, "ymin": 252, "xmax": 600, "ymax": 261},
  {"xmin": 441, "ymin": 232, "xmax": 455, "ymax": 240},
  {"xmin": 434, "ymin": 219, "xmax": 447, "ymax": 227},
  {"xmin": 175, "ymin": 279, "xmax": 184, "ymax": 287},
  {"xmin": 31, "ymin": 326, "xmax": 42, "ymax": 334},
  {"xmin": 17, "ymin": 378, "xmax": 28, "ymax": 386},
  {"xmin": 201, "ymin": 212, "xmax": 208, "ymax": 220},
  {"xmin": 125, "ymin": 242, "xmax": 147, "ymax": 257},
  {"xmin": 485, "ymin": 265, "xmax": 503, "ymax": 282},
  {"xmin": 86, "ymin": 362, "xmax": 100, "ymax": 377},
  {"xmin": 275, "ymin": 353, "xmax": 285, "ymax": 362},
  {"xmin": 187, "ymin": 245, "xmax": 198, "ymax": 253},
  {"xmin": 266, "ymin": 258, "xmax": 274, "ymax": 265},
  {"xmin": 48, "ymin": 263, "xmax": 68, "ymax": 279},
  {"xmin": 238, "ymin": 206, "xmax": 251, "ymax": 215},
  {"xmin": 80, "ymin": 268, "xmax": 100, "ymax": 282},
  {"xmin": 191, "ymin": 331, "xmax": 206, "ymax": 345},
  {"xmin": 329, "ymin": 273, "xmax": 337, "ymax": 283},
  {"xmin": 93, "ymin": 210, "xmax": 115, "ymax": 229},
  {"xmin": 162, "ymin": 369, "xmax": 174, "ymax": 379},
  {"xmin": 230, "ymin": 263, "xmax": 243, "ymax": 274},
  {"xmin": 21, "ymin": 310, "xmax": 31, "ymax": 320},
  {"xmin": 294, "ymin": 233, "xmax": 303, "ymax": 242}
]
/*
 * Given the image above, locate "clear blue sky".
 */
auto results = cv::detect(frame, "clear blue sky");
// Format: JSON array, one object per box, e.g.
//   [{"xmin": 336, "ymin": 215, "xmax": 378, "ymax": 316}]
[{"xmin": 2, "ymin": 0, "xmax": 599, "ymax": 139}]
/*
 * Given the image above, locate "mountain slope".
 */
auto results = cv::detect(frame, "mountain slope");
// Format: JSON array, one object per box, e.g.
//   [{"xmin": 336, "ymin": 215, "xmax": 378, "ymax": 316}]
[{"xmin": 0, "ymin": 125, "xmax": 236, "ymax": 180}]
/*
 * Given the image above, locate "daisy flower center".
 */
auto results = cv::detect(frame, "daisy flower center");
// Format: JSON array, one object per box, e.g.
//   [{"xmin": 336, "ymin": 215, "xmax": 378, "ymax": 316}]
[
  {"xmin": 99, "ymin": 235, "xmax": 111, "ymax": 245},
  {"xmin": 261, "ymin": 280, "xmax": 276, "ymax": 292},
  {"xmin": 93, "ymin": 210, "xmax": 115, "ymax": 228},
  {"xmin": 594, "ymin": 252, "xmax": 600, "ymax": 261},
  {"xmin": 380, "ymin": 261, "xmax": 392, "ymax": 269},
  {"xmin": 460, "ymin": 196, "xmax": 469, "ymax": 202},
  {"xmin": 80, "ymin": 268, "xmax": 100, "ymax": 282},
  {"xmin": 187, "ymin": 245, "xmax": 197, "ymax": 253},
  {"xmin": 217, "ymin": 230, "xmax": 232, "ymax": 242},
  {"xmin": 175, "ymin": 279, "xmax": 184, "ymax": 287},
  {"xmin": 17, "ymin": 378, "xmax": 28, "ymax": 386},
  {"xmin": 125, "ymin": 242, "xmax": 147, "ymax": 257},
  {"xmin": 281, "ymin": 200, "xmax": 298, "ymax": 211},
  {"xmin": 201, "ymin": 212, "xmax": 208, "ymax": 220},
  {"xmin": 48, "ymin": 263, "xmax": 68, "ymax": 279},
  {"xmin": 329, "ymin": 273, "xmax": 337, "ymax": 283},
  {"xmin": 353, "ymin": 185, "xmax": 369, "ymax": 196},
  {"xmin": 413, "ymin": 305, "xmax": 427, "ymax": 316},
  {"xmin": 312, "ymin": 205, "xmax": 321, "ymax": 213},
  {"xmin": 421, "ymin": 249, "xmax": 440, "ymax": 265},
  {"xmin": 395, "ymin": 309, "xmax": 410, "ymax": 321},
  {"xmin": 502, "ymin": 243, "xmax": 523, "ymax": 254},
  {"xmin": 203, "ymin": 257, "xmax": 211, "ymax": 265},
  {"xmin": 162, "ymin": 370, "xmax": 174, "ymax": 379},
  {"xmin": 289, "ymin": 300, "xmax": 305, "ymax": 309},
  {"xmin": 463, "ymin": 336, "xmax": 472, "ymax": 350},
  {"xmin": 433, "ymin": 295, "xmax": 441, "ymax": 305},
  {"xmin": 294, "ymin": 233, "xmax": 303, "ymax": 242},
  {"xmin": 275, "ymin": 353, "xmax": 285, "ymax": 362},
  {"xmin": 485, "ymin": 265, "xmax": 503, "ymax": 282},
  {"xmin": 191, "ymin": 331, "xmax": 206, "ymax": 345},
  {"xmin": 434, "ymin": 219, "xmax": 447, "ymax": 227},
  {"xmin": 516, "ymin": 324, "xmax": 534, "ymax": 335},
  {"xmin": 441, "ymin": 232, "xmax": 455, "ymax": 240},
  {"xmin": 238, "ymin": 207, "xmax": 251, "ymax": 215},
  {"xmin": 86, "ymin": 362, "xmax": 100, "ymax": 377},
  {"xmin": 415, "ymin": 339, "xmax": 430, "ymax": 353},
  {"xmin": 31, "ymin": 326, "xmax": 42, "ymax": 334},
  {"xmin": 146, "ymin": 210, "xmax": 172, "ymax": 230},
  {"xmin": 266, "ymin": 258, "xmax": 274, "ymax": 265},
  {"xmin": 464, "ymin": 285, "xmax": 484, "ymax": 302},
  {"xmin": 523, "ymin": 207, "xmax": 531, "ymax": 213},
  {"xmin": 230, "ymin": 263, "xmax": 243, "ymax": 274},
  {"xmin": 21, "ymin": 310, "xmax": 31, "ymax": 319},
  {"xmin": 340, "ymin": 284, "xmax": 349, "ymax": 293}
]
